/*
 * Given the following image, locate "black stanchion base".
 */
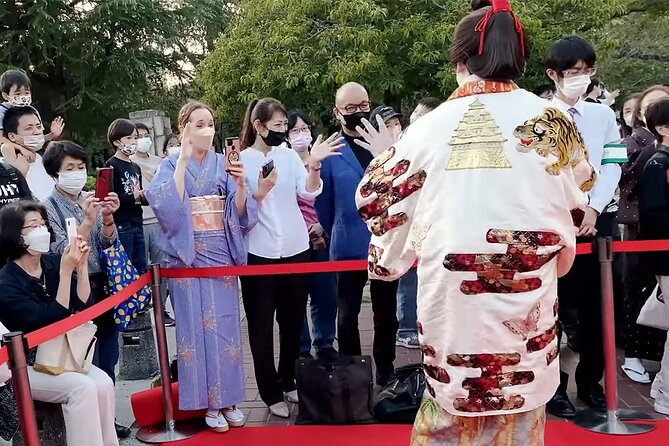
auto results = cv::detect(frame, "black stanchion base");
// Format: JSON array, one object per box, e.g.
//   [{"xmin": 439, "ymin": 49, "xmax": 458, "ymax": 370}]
[
  {"xmin": 573, "ymin": 409, "xmax": 656, "ymax": 435},
  {"xmin": 136, "ymin": 422, "xmax": 203, "ymax": 443}
]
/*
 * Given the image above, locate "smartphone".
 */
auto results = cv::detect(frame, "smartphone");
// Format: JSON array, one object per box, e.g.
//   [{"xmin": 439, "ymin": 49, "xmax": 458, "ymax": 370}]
[
  {"xmin": 95, "ymin": 167, "xmax": 113, "ymax": 200},
  {"xmin": 65, "ymin": 217, "xmax": 77, "ymax": 243},
  {"xmin": 262, "ymin": 159, "xmax": 275, "ymax": 179},
  {"xmin": 225, "ymin": 137, "xmax": 240, "ymax": 172}
]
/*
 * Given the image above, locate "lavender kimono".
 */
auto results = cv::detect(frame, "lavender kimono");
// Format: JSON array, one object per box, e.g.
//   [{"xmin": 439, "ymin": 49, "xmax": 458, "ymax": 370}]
[{"xmin": 146, "ymin": 152, "xmax": 258, "ymax": 410}]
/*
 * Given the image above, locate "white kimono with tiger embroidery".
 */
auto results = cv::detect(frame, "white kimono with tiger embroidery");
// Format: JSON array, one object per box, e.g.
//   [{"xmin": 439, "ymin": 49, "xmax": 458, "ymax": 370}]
[{"xmin": 355, "ymin": 80, "xmax": 592, "ymax": 417}]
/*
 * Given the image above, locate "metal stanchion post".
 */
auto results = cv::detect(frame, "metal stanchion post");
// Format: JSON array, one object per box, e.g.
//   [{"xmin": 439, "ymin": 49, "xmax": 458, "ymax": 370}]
[
  {"xmin": 2, "ymin": 332, "xmax": 40, "ymax": 446},
  {"xmin": 136, "ymin": 264, "xmax": 202, "ymax": 443},
  {"xmin": 573, "ymin": 237, "xmax": 655, "ymax": 435}
]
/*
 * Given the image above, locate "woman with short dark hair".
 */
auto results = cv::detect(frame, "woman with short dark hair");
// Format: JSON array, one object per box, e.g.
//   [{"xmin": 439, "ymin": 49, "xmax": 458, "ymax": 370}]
[{"xmin": 0, "ymin": 201, "xmax": 118, "ymax": 446}]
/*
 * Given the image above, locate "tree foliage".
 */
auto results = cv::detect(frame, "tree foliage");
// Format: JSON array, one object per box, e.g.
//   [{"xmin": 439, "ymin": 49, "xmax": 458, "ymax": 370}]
[
  {"xmin": 198, "ymin": 0, "xmax": 625, "ymax": 135},
  {"xmin": 0, "ymin": 0, "xmax": 232, "ymax": 163}
]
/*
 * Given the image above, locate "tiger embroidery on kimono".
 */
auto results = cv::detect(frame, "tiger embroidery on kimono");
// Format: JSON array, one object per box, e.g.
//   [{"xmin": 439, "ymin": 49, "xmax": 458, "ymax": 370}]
[{"xmin": 513, "ymin": 107, "xmax": 596, "ymax": 192}]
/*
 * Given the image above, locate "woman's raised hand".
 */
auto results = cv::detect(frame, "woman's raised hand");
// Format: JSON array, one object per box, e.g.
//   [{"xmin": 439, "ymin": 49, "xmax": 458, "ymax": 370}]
[
  {"xmin": 309, "ymin": 133, "xmax": 344, "ymax": 164},
  {"xmin": 178, "ymin": 123, "xmax": 193, "ymax": 161}
]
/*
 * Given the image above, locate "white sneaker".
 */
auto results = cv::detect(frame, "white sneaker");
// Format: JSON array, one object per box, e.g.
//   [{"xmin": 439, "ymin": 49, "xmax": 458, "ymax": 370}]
[
  {"xmin": 222, "ymin": 406, "xmax": 246, "ymax": 427},
  {"xmin": 269, "ymin": 402, "xmax": 290, "ymax": 418},
  {"xmin": 284, "ymin": 390, "xmax": 299, "ymax": 403},
  {"xmin": 205, "ymin": 410, "xmax": 229, "ymax": 433},
  {"xmin": 651, "ymin": 376, "xmax": 662, "ymax": 399},
  {"xmin": 655, "ymin": 390, "xmax": 669, "ymax": 415}
]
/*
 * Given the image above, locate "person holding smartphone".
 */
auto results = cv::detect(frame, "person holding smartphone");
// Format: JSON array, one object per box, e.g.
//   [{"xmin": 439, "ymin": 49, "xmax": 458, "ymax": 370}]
[
  {"xmin": 146, "ymin": 101, "xmax": 258, "ymax": 433},
  {"xmin": 239, "ymin": 97, "xmax": 343, "ymax": 418}
]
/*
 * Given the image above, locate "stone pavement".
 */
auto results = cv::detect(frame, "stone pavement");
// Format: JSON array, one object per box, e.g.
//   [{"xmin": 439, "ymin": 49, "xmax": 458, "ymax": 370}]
[{"xmin": 115, "ymin": 302, "xmax": 667, "ymax": 445}]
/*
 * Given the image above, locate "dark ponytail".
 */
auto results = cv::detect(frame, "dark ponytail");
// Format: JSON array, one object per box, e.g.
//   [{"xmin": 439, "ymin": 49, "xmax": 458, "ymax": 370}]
[
  {"xmin": 239, "ymin": 98, "xmax": 288, "ymax": 149},
  {"xmin": 240, "ymin": 99, "xmax": 259, "ymax": 150},
  {"xmin": 471, "ymin": 0, "xmax": 491, "ymax": 10},
  {"xmin": 450, "ymin": 5, "xmax": 528, "ymax": 81}
]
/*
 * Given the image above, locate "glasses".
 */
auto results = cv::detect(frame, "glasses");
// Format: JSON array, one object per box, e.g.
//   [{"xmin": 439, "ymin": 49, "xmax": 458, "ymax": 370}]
[
  {"xmin": 289, "ymin": 126, "xmax": 311, "ymax": 136},
  {"xmin": 562, "ymin": 67, "xmax": 597, "ymax": 78},
  {"xmin": 339, "ymin": 101, "xmax": 372, "ymax": 114},
  {"xmin": 23, "ymin": 221, "xmax": 46, "ymax": 231}
]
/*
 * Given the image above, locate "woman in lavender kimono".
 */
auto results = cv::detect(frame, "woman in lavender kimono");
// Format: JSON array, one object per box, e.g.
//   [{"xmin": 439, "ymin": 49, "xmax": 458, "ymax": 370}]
[{"xmin": 146, "ymin": 101, "xmax": 258, "ymax": 433}]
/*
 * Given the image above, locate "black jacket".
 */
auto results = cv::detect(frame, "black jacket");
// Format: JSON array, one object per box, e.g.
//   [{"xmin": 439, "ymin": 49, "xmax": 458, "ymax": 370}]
[
  {"xmin": 0, "ymin": 162, "xmax": 32, "ymax": 208},
  {"xmin": 639, "ymin": 147, "xmax": 669, "ymax": 275}
]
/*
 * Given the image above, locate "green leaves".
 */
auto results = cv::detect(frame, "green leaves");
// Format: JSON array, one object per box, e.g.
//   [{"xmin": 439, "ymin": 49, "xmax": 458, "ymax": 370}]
[{"xmin": 198, "ymin": 0, "xmax": 626, "ymax": 135}]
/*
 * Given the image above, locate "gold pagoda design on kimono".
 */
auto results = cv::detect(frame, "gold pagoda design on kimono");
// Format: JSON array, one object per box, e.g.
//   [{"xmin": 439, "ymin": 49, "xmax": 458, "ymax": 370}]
[{"xmin": 446, "ymin": 98, "xmax": 511, "ymax": 170}]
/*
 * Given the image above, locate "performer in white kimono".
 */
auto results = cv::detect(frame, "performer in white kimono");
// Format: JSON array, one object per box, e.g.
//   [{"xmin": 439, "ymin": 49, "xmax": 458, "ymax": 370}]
[{"xmin": 355, "ymin": 1, "xmax": 595, "ymax": 444}]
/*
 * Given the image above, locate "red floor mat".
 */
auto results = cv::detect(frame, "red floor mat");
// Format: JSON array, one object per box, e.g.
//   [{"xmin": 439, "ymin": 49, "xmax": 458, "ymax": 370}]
[{"xmin": 159, "ymin": 420, "xmax": 669, "ymax": 445}]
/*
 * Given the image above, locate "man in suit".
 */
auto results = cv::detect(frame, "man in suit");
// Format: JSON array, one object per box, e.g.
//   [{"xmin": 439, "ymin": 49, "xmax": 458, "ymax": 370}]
[{"xmin": 315, "ymin": 82, "xmax": 399, "ymax": 385}]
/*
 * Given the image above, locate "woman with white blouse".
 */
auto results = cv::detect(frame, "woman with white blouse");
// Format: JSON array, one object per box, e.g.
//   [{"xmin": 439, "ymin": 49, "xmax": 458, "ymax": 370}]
[{"xmin": 239, "ymin": 98, "xmax": 343, "ymax": 418}]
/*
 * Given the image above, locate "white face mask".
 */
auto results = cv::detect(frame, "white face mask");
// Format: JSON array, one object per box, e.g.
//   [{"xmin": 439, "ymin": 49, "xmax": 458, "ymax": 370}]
[
  {"xmin": 10, "ymin": 95, "xmax": 32, "ymax": 107},
  {"xmin": 624, "ymin": 115, "xmax": 634, "ymax": 127},
  {"xmin": 559, "ymin": 75, "xmax": 591, "ymax": 100},
  {"xmin": 23, "ymin": 225, "xmax": 51, "ymax": 254},
  {"xmin": 58, "ymin": 170, "xmax": 88, "ymax": 195},
  {"xmin": 289, "ymin": 133, "xmax": 312, "ymax": 153},
  {"xmin": 21, "ymin": 134, "xmax": 45, "ymax": 152},
  {"xmin": 136, "ymin": 137, "xmax": 152, "ymax": 153},
  {"xmin": 167, "ymin": 147, "xmax": 180, "ymax": 156}
]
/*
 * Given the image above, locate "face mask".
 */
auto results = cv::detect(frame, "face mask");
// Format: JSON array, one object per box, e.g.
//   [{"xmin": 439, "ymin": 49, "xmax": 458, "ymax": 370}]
[
  {"xmin": 10, "ymin": 95, "xmax": 32, "ymax": 107},
  {"xmin": 261, "ymin": 129, "xmax": 287, "ymax": 147},
  {"xmin": 190, "ymin": 127, "xmax": 215, "ymax": 151},
  {"xmin": 58, "ymin": 170, "xmax": 88, "ymax": 195},
  {"xmin": 624, "ymin": 115, "xmax": 634, "ymax": 127},
  {"xmin": 23, "ymin": 225, "xmax": 51, "ymax": 254},
  {"xmin": 290, "ymin": 133, "xmax": 312, "ymax": 152},
  {"xmin": 119, "ymin": 143, "xmax": 137, "ymax": 156},
  {"xmin": 21, "ymin": 134, "xmax": 45, "ymax": 151},
  {"xmin": 167, "ymin": 147, "xmax": 180, "ymax": 156},
  {"xmin": 341, "ymin": 111, "xmax": 370, "ymax": 132},
  {"xmin": 559, "ymin": 75, "xmax": 591, "ymax": 100},
  {"xmin": 136, "ymin": 137, "xmax": 152, "ymax": 153}
]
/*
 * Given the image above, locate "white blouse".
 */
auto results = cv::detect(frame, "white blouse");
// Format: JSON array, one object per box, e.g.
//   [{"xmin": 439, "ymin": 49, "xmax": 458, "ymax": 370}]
[{"xmin": 241, "ymin": 145, "xmax": 322, "ymax": 259}]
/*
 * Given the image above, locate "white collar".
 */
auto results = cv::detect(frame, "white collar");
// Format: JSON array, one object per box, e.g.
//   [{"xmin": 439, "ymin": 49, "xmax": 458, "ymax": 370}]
[{"xmin": 551, "ymin": 97, "xmax": 585, "ymax": 117}]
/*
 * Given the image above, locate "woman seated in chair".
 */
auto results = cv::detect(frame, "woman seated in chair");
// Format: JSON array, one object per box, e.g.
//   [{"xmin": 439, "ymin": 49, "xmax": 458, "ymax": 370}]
[{"xmin": 0, "ymin": 201, "xmax": 118, "ymax": 446}]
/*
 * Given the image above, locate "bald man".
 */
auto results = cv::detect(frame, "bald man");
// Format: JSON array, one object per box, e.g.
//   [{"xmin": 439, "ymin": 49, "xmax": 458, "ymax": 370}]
[{"xmin": 315, "ymin": 82, "xmax": 399, "ymax": 385}]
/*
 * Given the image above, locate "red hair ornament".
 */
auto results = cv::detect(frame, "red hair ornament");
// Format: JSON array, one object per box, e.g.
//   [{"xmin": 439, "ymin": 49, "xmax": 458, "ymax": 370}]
[{"xmin": 474, "ymin": 0, "xmax": 526, "ymax": 58}]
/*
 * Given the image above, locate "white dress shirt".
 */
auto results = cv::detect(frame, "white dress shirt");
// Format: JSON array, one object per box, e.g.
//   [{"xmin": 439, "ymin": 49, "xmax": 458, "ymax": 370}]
[
  {"xmin": 241, "ymin": 145, "xmax": 323, "ymax": 259},
  {"xmin": 551, "ymin": 98, "xmax": 622, "ymax": 213}
]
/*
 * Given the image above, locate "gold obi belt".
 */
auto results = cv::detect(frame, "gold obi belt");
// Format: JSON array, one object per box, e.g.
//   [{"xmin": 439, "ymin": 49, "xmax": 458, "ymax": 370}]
[{"xmin": 190, "ymin": 195, "xmax": 225, "ymax": 232}]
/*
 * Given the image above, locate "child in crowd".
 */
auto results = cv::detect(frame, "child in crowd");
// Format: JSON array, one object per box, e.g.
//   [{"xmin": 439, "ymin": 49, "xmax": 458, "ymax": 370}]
[
  {"xmin": 105, "ymin": 118, "xmax": 147, "ymax": 273},
  {"xmin": 638, "ymin": 98, "xmax": 669, "ymax": 415},
  {"xmin": 0, "ymin": 69, "xmax": 65, "ymax": 162}
]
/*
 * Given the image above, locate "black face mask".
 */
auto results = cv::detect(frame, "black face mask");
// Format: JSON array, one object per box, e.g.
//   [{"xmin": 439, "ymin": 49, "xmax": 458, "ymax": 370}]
[
  {"xmin": 341, "ymin": 111, "xmax": 370, "ymax": 131},
  {"xmin": 261, "ymin": 129, "xmax": 287, "ymax": 147}
]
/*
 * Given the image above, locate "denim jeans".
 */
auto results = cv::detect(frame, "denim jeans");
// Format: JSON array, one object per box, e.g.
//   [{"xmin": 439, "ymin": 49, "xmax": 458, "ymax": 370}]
[
  {"xmin": 300, "ymin": 247, "xmax": 338, "ymax": 354},
  {"xmin": 118, "ymin": 224, "xmax": 147, "ymax": 274},
  {"xmin": 397, "ymin": 268, "xmax": 418, "ymax": 336}
]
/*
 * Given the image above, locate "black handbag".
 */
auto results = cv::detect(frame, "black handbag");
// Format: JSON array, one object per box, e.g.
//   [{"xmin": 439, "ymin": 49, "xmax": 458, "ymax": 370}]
[
  {"xmin": 296, "ymin": 355, "xmax": 375, "ymax": 425},
  {"xmin": 374, "ymin": 363, "xmax": 426, "ymax": 424}
]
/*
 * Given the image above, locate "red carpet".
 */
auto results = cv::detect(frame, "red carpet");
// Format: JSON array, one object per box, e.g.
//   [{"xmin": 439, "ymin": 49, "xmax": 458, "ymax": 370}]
[{"xmin": 161, "ymin": 420, "xmax": 669, "ymax": 445}]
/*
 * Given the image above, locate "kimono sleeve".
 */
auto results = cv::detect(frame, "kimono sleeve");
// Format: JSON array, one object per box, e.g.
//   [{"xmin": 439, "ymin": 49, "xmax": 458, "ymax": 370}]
[
  {"xmin": 222, "ymin": 171, "xmax": 258, "ymax": 266},
  {"xmin": 145, "ymin": 158, "xmax": 196, "ymax": 266},
  {"xmin": 355, "ymin": 139, "xmax": 428, "ymax": 282}
]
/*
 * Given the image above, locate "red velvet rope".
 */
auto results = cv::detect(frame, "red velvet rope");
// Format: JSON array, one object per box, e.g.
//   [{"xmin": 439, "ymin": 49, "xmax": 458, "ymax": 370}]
[{"xmin": 2, "ymin": 239, "xmax": 669, "ymax": 365}]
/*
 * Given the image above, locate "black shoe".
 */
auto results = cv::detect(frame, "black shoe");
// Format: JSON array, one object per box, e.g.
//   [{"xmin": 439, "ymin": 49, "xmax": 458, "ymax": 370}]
[
  {"xmin": 115, "ymin": 421, "xmax": 131, "ymax": 439},
  {"xmin": 546, "ymin": 389, "xmax": 576, "ymax": 418},
  {"xmin": 317, "ymin": 347, "xmax": 338, "ymax": 364},
  {"xmin": 577, "ymin": 384, "xmax": 607, "ymax": 411},
  {"xmin": 376, "ymin": 367, "xmax": 394, "ymax": 387},
  {"xmin": 163, "ymin": 311, "xmax": 176, "ymax": 327},
  {"xmin": 299, "ymin": 351, "xmax": 314, "ymax": 360}
]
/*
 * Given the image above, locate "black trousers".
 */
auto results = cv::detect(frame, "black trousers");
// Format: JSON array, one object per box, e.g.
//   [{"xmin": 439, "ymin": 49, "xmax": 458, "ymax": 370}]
[
  {"xmin": 240, "ymin": 250, "xmax": 310, "ymax": 406},
  {"xmin": 558, "ymin": 212, "xmax": 618, "ymax": 389},
  {"xmin": 336, "ymin": 271, "xmax": 399, "ymax": 377}
]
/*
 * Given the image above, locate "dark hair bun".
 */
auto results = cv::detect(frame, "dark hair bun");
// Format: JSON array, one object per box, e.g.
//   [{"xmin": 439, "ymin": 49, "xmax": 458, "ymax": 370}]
[{"xmin": 471, "ymin": 0, "xmax": 492, "ymax": 10}]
